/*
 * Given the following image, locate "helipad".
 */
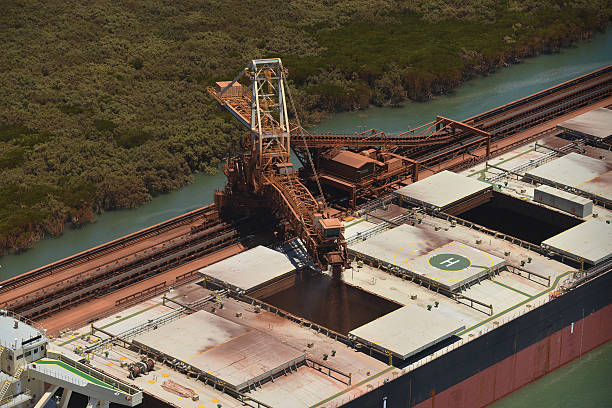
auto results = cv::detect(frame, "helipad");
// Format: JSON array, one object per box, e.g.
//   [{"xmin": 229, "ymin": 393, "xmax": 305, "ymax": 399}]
[
  {"xmin": 348, "ymin": 224, "xmax": 452, "ymax": 267},
  {"xmin": 405, "ymin": 242, "xmax": 505, "ymax": 291},
  {"xmin": 349, "ymin": 225, "xmax": 505, "ymax": 291}
]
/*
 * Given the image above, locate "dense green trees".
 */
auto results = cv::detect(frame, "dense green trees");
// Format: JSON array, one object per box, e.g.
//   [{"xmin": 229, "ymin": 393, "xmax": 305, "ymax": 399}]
[{"xmin": 0, "ymin": 0, "xmax": 610, "ymax": 253}]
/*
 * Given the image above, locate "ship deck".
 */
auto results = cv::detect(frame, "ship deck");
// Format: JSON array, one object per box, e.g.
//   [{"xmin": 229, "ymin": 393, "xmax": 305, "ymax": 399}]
[{"xmin": 46, "ymin": 107, "xmax": 612, "ymax": 408}]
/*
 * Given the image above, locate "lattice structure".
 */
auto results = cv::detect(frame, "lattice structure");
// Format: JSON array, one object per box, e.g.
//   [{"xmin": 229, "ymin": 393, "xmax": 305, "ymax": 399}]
[
  {"xmin": 210, "ymin": 58, "xmax": 291, "ymax": 171},
  {"xmin": 293, "ymin": 120, "xmax": 476, "ymax": 150},
  {"xmin": 265, "ymin": 173, "xmax": 346, "ymax": 268},
  {"xmin": 209, "ymin": 59, "xmax": 348, "ymax": 270}
]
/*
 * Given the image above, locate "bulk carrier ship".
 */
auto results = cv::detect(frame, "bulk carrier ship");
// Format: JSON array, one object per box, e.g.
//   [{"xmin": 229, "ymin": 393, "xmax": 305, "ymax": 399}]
[{"xmin": 0, "ymin": 63, "xmax": 610, "ymax": 408}]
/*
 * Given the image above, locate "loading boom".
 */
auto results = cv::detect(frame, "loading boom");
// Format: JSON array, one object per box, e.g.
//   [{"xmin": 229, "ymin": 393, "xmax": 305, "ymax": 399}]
[{"xmin": 208, "ymin": 58, "xmax": 348, "ymax": 271}]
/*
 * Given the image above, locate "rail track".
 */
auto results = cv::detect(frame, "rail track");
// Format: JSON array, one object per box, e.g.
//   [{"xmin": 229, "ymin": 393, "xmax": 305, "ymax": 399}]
[
  {"xmin": 467, "ymin": 65, "xmax": 611, "ymax": 125},
  {"xmin": 408, "ymin": 65, "xmax": 611, "ymax": 166},
  {"xmin": 1, "ymin": 65, "xmax": 609, "ymax": 326},
  {"xmin": 474, "ymin": 70, "xmax": 611, "ymax": 135},
  {"xmin": 0, "ymin": 204, "xmax": 218, "ymax": 296},
  {"xmin": 1, "ymin": 216, "xmax": 259, "ymax": 320}
]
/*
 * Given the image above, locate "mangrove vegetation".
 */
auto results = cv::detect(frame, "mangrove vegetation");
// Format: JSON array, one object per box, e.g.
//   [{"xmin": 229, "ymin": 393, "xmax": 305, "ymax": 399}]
[{"xmin": 0, "ymin": 0, "xmax": 610, "ymax": 253}]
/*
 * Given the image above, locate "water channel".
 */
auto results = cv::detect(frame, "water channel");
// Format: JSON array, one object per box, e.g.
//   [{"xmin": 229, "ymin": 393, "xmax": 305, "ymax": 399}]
[{"xmin": 1, "ymin": 28, "xmax": 611, "ymax": 408}]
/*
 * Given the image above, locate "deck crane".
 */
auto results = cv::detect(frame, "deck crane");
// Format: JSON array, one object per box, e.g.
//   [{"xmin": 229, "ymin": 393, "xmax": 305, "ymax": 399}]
[{"xmin": 208, "ymin": 58, "xmax": 349, "ymax": 272}]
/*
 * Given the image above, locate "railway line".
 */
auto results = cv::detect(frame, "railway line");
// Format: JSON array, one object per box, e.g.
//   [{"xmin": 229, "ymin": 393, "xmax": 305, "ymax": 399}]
[
  {"xmin": 0, "ymin": 209, "xmax": 268, "ymax": 324},
  {"xmin": 2, "ymin": 64, "xmax": 610, "ymax": 332},
  {"xmin": 0, "ymin": 204, "xmax": 218, "ymax": 296},
  {"xmin": 473, "ymin": 70, "xmax": 610, "ymax": 135},
  {"xmin": 407, "ymin": 65, "xmax": 611, "ymax": 166},
  {"xmin": 2, "ymin": 221, "xmax": 239, "ymax": 319},
  {"xmin": 467, "ymin": 65, "xmax": 611, "ymax": 124},
  {"xmin": 283, "ymin": 64, "xmax": 611, "ymax": 211},
  {"xmin": 292, "ymin": 65, "xmax": 611, "ymax": 161}
]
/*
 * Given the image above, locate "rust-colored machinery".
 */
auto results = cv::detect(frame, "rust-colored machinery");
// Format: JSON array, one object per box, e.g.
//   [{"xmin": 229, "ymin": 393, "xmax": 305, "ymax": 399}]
[
  {"xmin": 127, "ymin": 359, "xmax": 155, "ymax": 379},
  {"xmin": 294, "ymin": 118, "xmax": 491, "ymax": 207},
  {"xmin": 208, "ymin": 59, "xmax": 349, "ymax": 271},
  {"xmin": 208, "ymin": 58, "xmax": 497, "ymax": 268}
]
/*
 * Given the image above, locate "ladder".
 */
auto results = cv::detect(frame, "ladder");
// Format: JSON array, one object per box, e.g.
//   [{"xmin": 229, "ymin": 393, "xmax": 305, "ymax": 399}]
[
  {"xmin": 0, "ymin": 367, "xmax": 24, "ymax": 402},
  {"xmin": 0, "ymin": 380, "xmax": 11, "ymax": 401}
]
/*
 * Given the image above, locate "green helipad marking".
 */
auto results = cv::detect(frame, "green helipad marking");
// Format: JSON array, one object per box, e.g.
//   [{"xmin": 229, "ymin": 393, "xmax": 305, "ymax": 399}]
[
  {"xmin": 36, "ymin": 359, "xmax": 120, "ymax": 391},
  {"xmin": 491, "ymin": 280, "xmax": 532, "ymax": 297},
  {"xmin": 428, "ymin": 253, "xmax": 471, "ymax": 271}
]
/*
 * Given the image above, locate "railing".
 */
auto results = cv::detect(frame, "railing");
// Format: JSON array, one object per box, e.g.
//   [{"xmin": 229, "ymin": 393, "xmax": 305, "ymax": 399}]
[
  {"xmin": 346, "ymin": 212, "xmax": 415, "ymax": 245},
  {"xmin": 226, "ymin": 290, "xmax": 351, "ymax": 344},
  {"xmin": 332, "ymin": 287, "xmax": 574, "ymax": 407},
  {"xmin": 570, "ymin": 258, "xmax": 612, "ymax": 288},
  {"xmin": 355, "ymin": 194, "xmax": 394, "ymax": 215},
  {"xmin": 235, "ymin": 395, "xmax": 275, "ymax": 408},
  {"xmin": 485, "ymin": 140, "xmax": 583, "ymax": 184},
  {"xmin": 306, "ymin": 359, "xmax": 352, "ymax": 386},
  {"xmin": 331, "ymin": 272, "xmax": 611, "ymax": 407},
  {"xmin": 507, "ymin": 264, "xmax": 551, "ymax": 287},
  {"xmin": 0, "ymin": 387, "xmax": 32, "ymax": 407},
  {"xmin": 47, "ymin": 351, "xmax": 141, "ymax": 396},
  {"xmin": 174, "ymin": 269, "xmax": 201, "ymax": 284},
  {"xmin": 426, "ymin": 209, "xmax": 545, "ymax": 255},
  {"xmin": 127, "ymin": 332, "xmax": 276, "ymax": 408},
  {"xmin": 348, "ymin": 250, "xmax": 493, "ymax": 316},
  {"xmin": 85, "ymin": 307, "xmax": 183, "ymax": 354},
  {"xmin": 524, "ymin": 168, "xmax": 612, "ymax": 209},
  {"xmin": 446, "ymin": 127, "xmax": 563, "ymax": 173},
  {"xmin": 86, "ymin": 290, "xmax": 227, "ymax": 354},
  {"xmin": 15, "ymin": 228, "xmax": 239, "ymax": 320},
  {"xmin": 115, "ymin": 282, "xmax": 167, "ymax": 307},
  {"xmin": 0, "ymin": 309, "xmax": 46, "ymax": 333},
  {"xmin": 346, "ymin": 221, "xmax": 389, "ymax": 245}
]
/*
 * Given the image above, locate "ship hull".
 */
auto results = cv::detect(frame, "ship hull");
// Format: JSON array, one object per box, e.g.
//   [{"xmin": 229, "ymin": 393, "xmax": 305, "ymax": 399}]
[{"xmin": 342, "ymin": 270, "xmax": 612, "ymax": 408}]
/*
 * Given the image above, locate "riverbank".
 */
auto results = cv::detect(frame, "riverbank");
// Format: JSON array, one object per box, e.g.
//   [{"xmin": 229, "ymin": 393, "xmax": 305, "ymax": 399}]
[
  {"xmin": 1, "ymin": 27, "xmax": 611, "ymax": 408},
  {"xmin": 1, "ymin": 1, "xmax": 610, "ymax": 254},
  {"xmin": 2, "ymin": 29, "xmax": 611, "ymax": 279}
]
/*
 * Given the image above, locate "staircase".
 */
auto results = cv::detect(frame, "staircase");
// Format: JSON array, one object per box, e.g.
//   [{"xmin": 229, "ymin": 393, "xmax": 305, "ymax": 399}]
[
  {"xmin": 0, "ymin": 367, "xmax": 24, "ymax": 402},
  {"xmin": 0, "ymin": 380, "xmax": 11, "ymax": 402}
]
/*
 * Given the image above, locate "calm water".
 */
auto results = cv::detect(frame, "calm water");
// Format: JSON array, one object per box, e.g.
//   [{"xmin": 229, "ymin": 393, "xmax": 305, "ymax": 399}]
[
  {"xmin": 312, "ymin": 30, "xmax": 612, "ymax": 134},
  {"xmin": 490, "ymin": 340, "xmax": 612, "ymax": 408},
  {"xmin": 0, "ymin": 171, "xmax": 226, "ymax": 280},
  {"xmin": 1, "ymin": 29, "xmax": 611, "ymax": 407}
]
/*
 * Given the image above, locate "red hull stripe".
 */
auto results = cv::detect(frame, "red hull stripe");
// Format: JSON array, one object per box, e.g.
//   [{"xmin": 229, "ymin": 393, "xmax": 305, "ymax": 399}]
[{"xmin": 414, "ymin": 303, "xmax": 612, "ymax": 408}]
